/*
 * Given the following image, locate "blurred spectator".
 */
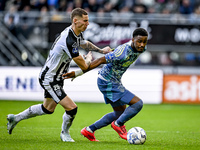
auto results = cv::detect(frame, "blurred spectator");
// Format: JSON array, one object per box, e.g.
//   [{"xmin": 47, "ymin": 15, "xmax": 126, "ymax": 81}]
[
  {"xmin": 189, "ymin": 4, "xmax": 200, "ymax": 23},
  {"xmin": 184, "ymin": 53, "xmax": 197, "ymax": 66},
  {"xmin": 132, "ymin": 3, "xmax": 148, "ymax": 13},
  {"xmin": 118, "ymin": 6, "xmax": 132, "ymax": 22},
  {"xmin": 30, "ymin": 0, "xmax": 49, "ymax": 11},
  {"xmin": 158, "ymin": 52, "xmax": 173, "ymax": 66},
  {"xmin": 103, "ymin": 1, "xmax": 114, "ymax": 12},
  {"xmin": 4, "ymin": 5, "xmax": 19, "ymax": 36},
  {"xmin": 122, "ymin": 0, "xmax": 134, "ymax": 9},
  {"xmin": 21, "ymin": 5, "xmax": 35, "ymax": 25},
  {"xmin": 39, "ymin": 5, "xmax": 49, "ymax": 23},
  {"xmin": 83, "ymin": 0, "xmax": 100, "ymax": 12},
  {"xmin": 73, "ymin": 0, "xmax": 83, "ymax": 8},
  {"xmin": 164, "ymin": 0, "xmax": 179, "ymax": 14},
  {"xmin": 38, "ymin": 0, "xmax": 49, "ymax": 11},
  {"xmin": 96, "ymin": 6, "xmax": 105, "ymax": 22},
  {"xmin": 14, "ymin": 0, "xmax": 31, "ymax": 11},
  {"xmin": 110, "ymin": 0, "xmax": 124, "ymax": 12},
  {"xmin": 151, "ymin": 0, "xmax": 167, "ymax": 13},
  {"xmin": 19, "ymin": 5, "xmax": 36, "ymax": 38},
  {"xmin": 30, "ymin": 0, "xmax": 39, "ymax": 10},
  {"xmin": 161, "ymin": 7, "xmax": 170, "ymax": 14},
  {"xmin": 11, "ymin": 0, "xmax": 22, "ymax": 11},
  {"xmin": 47, "ymin": 0, "xmax": 59, "ymax": 11},
  {"xmin": 65, "ymin": 2, "xmax": 73, "ymax": 13},
  {"xmin": 179, "ymin": 0, "xmax": 194, "ymax": 14},
  {"xmin": 57, "ymin": 0, "xmax": 67, "ymax": 11},
  {"xmin": 139, "ymin": 0, "xmax": 155, "ymax": 7},
  {"xmin": 3, "ymin": 0, "xmax": 199, "ymax": 15}
]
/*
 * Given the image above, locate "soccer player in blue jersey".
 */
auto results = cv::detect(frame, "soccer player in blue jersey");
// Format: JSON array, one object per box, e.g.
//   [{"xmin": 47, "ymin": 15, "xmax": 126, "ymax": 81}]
[{"xmin": 63, "ymin": 27, "xmax": 148, "ymax": 141}]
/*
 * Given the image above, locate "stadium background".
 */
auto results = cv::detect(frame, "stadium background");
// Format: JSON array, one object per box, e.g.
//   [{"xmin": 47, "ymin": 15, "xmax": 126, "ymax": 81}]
[{"xmin": 0, "ymin": 0, "xmax": 200, "ymax": 104}]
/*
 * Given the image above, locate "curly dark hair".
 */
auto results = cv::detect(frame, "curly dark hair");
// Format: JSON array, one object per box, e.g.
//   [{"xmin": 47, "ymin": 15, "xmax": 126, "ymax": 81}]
[{"xmin": 133, "ymin": 28, "xmax": 148, "ymax": 37}]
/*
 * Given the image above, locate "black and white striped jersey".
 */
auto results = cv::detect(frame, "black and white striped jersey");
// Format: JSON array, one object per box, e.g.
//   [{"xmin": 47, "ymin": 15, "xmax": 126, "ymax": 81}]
[{"xmin": 39, "ymin": 25, "xmax": 85, "ymax": 84}]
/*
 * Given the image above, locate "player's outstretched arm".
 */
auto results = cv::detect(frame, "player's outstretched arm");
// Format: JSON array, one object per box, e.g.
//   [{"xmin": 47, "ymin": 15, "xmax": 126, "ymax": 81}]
[
  {"xmin": 86, "ymin": 56, "xmax": 106, "ymax": 71},
  {"xmin": 62, "ymin": 56, "xmax": 106, "ymax": 80},
  {"xmin": 72, "ymin": 51, "xmax": 92, "ymax": 71},
  {"xmin": 80, "ymin": 41, "xmax": 111, "ymax": 54}
]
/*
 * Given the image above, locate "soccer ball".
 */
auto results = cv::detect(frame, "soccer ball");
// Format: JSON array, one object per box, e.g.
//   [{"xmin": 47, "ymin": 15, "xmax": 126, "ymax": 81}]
[{"xmin": 127, "ymin": 127, "xmax": 147, "ymax": 145}]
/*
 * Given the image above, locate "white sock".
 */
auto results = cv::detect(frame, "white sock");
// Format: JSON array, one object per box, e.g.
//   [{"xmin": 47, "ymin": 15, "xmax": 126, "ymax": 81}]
[
  {"xmin": 114, "ymin": 121, "xmax": 120, "ymax": 127},
  {"xmin": 61, "ymin": 113, "xmax": 73, "ymax": 134},
  {"xmin": 15, "ymin": 104, "xmax": 46, "ymax": 122},
  {"xmin": 86, "ymin": 127, "xmax": 93, "ymax": 133}
]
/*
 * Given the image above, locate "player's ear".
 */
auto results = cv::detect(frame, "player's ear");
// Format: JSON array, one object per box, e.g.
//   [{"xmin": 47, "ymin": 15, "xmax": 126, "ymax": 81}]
[
  {"xmin": 131, "ymin": 37, "xmax": 134, "ymax": 42},
  {"xmin": 73, "ymin": 17, "xmax": 78, "ymax": 24}
]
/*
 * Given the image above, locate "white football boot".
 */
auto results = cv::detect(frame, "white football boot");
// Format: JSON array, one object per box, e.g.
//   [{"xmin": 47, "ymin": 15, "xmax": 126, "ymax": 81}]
[
  {"xmin": 60, "ymin": 131, "xmax": 75, "ymax": 142},
  {"xmin": 7, "ymin": 114, "xmax": 18, "ymax": 134}
]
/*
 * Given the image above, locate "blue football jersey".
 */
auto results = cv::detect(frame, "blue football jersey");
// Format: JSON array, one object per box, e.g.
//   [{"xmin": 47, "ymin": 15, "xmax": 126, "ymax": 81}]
[{"xmin": 99, "ymin": 42, "xmax": 146, "ymax": 83}]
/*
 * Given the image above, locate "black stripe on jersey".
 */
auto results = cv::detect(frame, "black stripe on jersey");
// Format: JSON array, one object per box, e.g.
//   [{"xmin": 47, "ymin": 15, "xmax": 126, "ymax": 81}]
[
  {"xmin": 41, "ymin": 66, "xmax": 49, "ymax": 80},
  {"xmin": 54, "ymin": 62, "xmax": 65, "ymax": 81},
  {"xmin": 54, "ymin": 61, "xmax": 70, "ymax": 81},
  {"xmin": 63, "ymin": 61, "xmax": 70, "ymax": 74},
  {"xmin": 66, "ymin": 30, "xmax": 80, "ymax": 58}
]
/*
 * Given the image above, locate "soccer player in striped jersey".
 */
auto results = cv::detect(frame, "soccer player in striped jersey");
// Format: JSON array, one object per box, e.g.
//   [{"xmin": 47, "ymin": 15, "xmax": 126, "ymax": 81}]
[
  {"xmin": 6, "ymin": 8, "xmax": 111, "ymax": 142},
  {"xmin": 63, "ymin": 28, "xmax": 148, "ymax": 141}
]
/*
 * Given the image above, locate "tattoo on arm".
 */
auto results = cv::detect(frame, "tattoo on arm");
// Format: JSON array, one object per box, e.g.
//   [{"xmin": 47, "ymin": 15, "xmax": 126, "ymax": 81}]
[{"xmin": 84, "ymin": 41, "xmax": 103, "ymax": 53}]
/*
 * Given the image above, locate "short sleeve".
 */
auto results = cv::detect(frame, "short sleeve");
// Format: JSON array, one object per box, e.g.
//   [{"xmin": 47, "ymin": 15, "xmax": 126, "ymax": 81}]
[{"xmin": 105, "ymin": 45, "xmax": 126, "ymax": 63}]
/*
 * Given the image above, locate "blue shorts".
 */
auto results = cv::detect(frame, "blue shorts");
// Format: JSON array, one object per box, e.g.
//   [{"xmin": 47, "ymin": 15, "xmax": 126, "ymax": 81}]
[{"xmin": 97, "ymin": 77, "xmax": 135, "ymax": 107}]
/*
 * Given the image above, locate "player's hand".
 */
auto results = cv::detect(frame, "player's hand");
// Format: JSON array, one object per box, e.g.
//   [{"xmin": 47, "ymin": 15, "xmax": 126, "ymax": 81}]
[
  {"xmin": 62, "ymin": 71, "xmax": 75, "ymax": 80},
  {"xmin": 102, "ymin": 46, "xmax": 113, "ymax": 54},
  {"xmin": 83, "ymin": 51, "xmax": 92, "ymax": 61}
]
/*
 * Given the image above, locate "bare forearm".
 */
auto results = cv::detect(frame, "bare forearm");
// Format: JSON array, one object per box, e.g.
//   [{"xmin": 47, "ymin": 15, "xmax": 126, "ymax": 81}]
[
  {"xmin": 62, "ymin": 56, "xmax": 106, "ymax": 80},
  {"xmin": 84, "ymin": 57, "xmax": 106, "ymax": 73},
  {"xmin": 81, "ymin": 41, "xmax": 104, "ymax": 53}
]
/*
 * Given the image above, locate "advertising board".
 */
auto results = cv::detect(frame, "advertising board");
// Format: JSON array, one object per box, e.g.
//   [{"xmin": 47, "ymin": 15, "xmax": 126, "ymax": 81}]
[
  {"xmin": 0, "ymin": 67, "xmax": 163, "ymax": 104},
  {"xmin": 163, "ymin": 75, "xmax": 200, "ymax": 104}
]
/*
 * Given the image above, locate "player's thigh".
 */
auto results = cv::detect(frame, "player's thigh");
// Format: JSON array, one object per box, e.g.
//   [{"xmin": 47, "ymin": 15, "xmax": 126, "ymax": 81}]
[
  {"xmin": 43, "ymin": 98, "xmax": 57, "ymax": 112},
  {"xmin": 59, "ymin": 96, "xmax": 77, "ymax": 111}
]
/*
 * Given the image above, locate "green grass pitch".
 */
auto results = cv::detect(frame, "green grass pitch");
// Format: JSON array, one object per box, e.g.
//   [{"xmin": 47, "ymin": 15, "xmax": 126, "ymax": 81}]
[{"xmin": 0, "ymin": 100, "xmax": 200, "ymax": 150}]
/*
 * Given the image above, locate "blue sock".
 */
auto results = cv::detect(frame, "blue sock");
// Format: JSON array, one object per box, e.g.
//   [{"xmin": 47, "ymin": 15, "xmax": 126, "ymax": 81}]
[
  {"xmin": 89, "ymin": 111, "xmax": 123, "ymax": 132},
  {"xmin": 116, "ymin": 100, "xmax": 143, "ymax": 126}
]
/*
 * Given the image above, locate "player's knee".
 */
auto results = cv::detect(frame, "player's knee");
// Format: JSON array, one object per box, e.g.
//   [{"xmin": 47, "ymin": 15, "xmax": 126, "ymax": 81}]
[
  {"xmin": 41, "ymin": 104, "xmax": 54, "ymax": 114},
  {"xmin": 65, "ymin": 107, "xmax": 78, "ymax": 118},
  {"xmin": 137, "ymin": 99, "xmax": 143, "ymax": 111},
  {"xmin": 130, "ymin": 99, "xmax": 143, "ymax": 111},
  {"xmin": 114, "ymin": 110, "xmax": 124, "ymax": 119}
]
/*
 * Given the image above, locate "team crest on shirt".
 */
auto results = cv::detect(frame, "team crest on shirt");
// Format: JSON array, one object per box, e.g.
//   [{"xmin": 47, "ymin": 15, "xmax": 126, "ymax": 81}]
[
  {"xmin": 107, "ymin": 54, "xmax": 114, "ymax": 60},
  {"xmin": 72, "ymin": 48, "xmax": 78, "ymax": 54},
  {"xmin": 53, "ymin": 84, "xmax": 62, "ymax": 96}
]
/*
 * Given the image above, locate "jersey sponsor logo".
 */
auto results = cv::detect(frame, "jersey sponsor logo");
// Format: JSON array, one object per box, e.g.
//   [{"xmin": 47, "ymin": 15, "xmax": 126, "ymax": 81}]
[
  {"xmin": 72, "ymin": 42, "xmax": 78, "ymax": 48},
  {"xmin": 72, "ymin": 48, "xmax": 78, "ymax": 54}
]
